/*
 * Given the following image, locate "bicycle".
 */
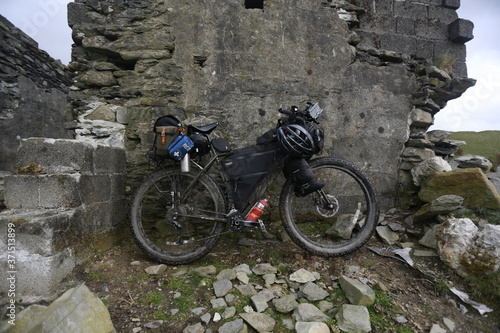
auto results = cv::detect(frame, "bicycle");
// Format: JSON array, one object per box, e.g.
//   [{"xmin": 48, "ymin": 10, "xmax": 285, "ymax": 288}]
[{"xmin": 129, "ymin": 103, "xmax": 379, "ymax": 265}]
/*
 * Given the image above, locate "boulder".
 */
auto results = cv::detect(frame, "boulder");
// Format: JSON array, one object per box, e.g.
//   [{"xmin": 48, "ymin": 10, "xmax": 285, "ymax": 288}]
[
  {"xmin": 19, "ymin": 284, "xmax": 115, "ymax": 333},
  {"xmin": 454, "ymin": 155, "xmax": 493, "ymax": 173},
  {"xmin": 414, "ymin": 195, "xmax": 464, "ymax": 222},
  {"xmin": 419, "ymin": 168, "xmax": 500, "ymax": 209},
  {"xmin": 411, "ymin": 156, "xmax": 452, "ymax": 186},
  {"xmin": 436, "ymin": 218, "xmax": 500, "ymax": 277},
  {"xmin": 460, "ymin": 224, "xmax": 500, "ymax": 276},
  {"xmin": 436, "ymin": 218, "xmax": 477, "ymax": 273}
]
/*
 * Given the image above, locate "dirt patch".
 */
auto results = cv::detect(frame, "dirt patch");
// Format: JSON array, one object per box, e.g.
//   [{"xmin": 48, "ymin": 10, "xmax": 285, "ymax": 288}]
[{"xmin": 67, "ymin": 221, "xmax": 498, "ymax": 333}]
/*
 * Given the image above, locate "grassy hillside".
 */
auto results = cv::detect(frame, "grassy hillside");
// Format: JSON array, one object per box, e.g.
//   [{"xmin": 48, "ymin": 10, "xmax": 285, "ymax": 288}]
[{"xmin": 449, "ymin": 131, "xmax": 500, "ymax": 168}]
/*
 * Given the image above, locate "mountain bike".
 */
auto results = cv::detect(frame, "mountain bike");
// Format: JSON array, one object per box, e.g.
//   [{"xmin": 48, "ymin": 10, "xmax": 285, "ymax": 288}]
[{"xmin": 129, "ymin": 103, "xmax": 379, "ymax": 265}]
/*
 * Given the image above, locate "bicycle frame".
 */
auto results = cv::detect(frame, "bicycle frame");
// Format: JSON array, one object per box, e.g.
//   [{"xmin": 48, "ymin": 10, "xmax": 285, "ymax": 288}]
[{"xmin": 146, "ymin": 132, "xmax": 286, "ymax": 230}]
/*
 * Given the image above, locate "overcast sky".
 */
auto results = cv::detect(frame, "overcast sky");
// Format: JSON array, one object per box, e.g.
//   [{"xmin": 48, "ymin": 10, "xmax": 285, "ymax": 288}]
[{"xmin": 0, "ymin": 0, "xmax": 498, "ymax": 132}]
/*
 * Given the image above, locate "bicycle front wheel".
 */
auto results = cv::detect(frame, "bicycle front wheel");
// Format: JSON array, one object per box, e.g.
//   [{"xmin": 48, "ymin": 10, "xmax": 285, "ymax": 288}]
[
  {"xmin": 130, "ymin": 168, "xmax": 226, "ymax": 265},
  {"xmin": 280, "ymin": 157, "xmax": 379, "ymax": 257}
]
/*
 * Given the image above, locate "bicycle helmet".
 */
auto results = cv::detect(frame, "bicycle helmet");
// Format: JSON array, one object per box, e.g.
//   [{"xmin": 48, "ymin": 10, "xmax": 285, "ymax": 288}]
[{"xmin": 277, "ymin": 124, "xmax": 316, "ymax": 157}]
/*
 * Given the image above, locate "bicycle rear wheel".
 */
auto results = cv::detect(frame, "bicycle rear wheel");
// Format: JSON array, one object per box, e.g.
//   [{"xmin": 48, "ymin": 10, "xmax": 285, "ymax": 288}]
[
  {"xmin": 280, "ymin": 157, "xmax": 379, "ymax": 257},
  {"xmin": 130, "ymin": 168, "xmax": 226, "ymax": 265}
]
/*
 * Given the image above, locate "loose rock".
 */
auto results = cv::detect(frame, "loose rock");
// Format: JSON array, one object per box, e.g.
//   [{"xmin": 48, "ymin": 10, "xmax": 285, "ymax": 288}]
[
  {"xmin": 218, "ymin": 319, "xmax": 245, "ymax": 333},
  {"xmin": 144, "ymin": 264, "xmax": 167, "ymax": 275},
  {"xmin": 339, "ymin": 275, "xmax": 375, "ymax": 306},
  {"xmin": 183, "ymin": 322, "xmax": 204, "ymax": 333},
  {"xmin": 214, "ymin": 279, "xmax": 233, "ymax": 297},
  {"xmin": 240, "ymin": 312, "xmax": 276, "ymax": 332},
  {"xmin": 300, "ymin": 282, "xmax": 329, "ymax": 301},
  {"xmin": 273, "ymin": 294, "xmax": 299, "ymax": 313},
  {"xmin": 295, "ymin": 321, "xmax": 330, "ymax": 333},
  {"xmin": 289, "ymin": 268, "xmax": 317, "ymax": 283},
  {"xmin": 292, "ymin": 303, "xmax": 329, "ymax": 322},
  {"xmin": 252, "ymin": 263, "xmax": 278, "ymax": 275},
  {"xmin": 336, "ymin": 304, "xmax": 371, "ymax": 333}
]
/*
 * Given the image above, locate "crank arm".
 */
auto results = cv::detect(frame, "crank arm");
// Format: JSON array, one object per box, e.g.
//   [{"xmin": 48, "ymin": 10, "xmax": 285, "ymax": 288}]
[
  {"xmin": 175, "ymin": 213, "xmax": 227, "ymax": 223},
  {"xmin": 171, "ymin": 219, "xmax": 185, "ymax": 245}
]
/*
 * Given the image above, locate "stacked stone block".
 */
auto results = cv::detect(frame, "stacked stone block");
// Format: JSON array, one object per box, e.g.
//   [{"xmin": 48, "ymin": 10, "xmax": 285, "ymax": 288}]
[
  {"xmin": 0, "ymin": 138, "xmax": 126, "ymax": 298},
  {"xmin": 0, "ymin": 15, "xmax": 73, "ymax": 172}
]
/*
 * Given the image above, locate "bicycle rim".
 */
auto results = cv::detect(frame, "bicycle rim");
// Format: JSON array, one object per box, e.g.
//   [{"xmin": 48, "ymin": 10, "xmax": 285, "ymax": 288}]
[
  {"xmin": 130, "ymin": 169, "xmax": 226, "ymax": 265},
  {"xmin": 280, "ymin": 157, "xmax": 379, "ymax": 257}
]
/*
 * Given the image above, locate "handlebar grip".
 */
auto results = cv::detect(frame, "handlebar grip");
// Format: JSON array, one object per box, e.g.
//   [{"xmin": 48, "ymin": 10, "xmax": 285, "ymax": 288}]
[{"xmin": 279, "ymin": 108, "xmax": 293, "ymax": 116}]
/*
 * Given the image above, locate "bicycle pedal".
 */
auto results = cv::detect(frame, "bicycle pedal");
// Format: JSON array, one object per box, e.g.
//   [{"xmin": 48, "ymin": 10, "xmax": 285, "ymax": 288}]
[{"xmin": 257, "ymin": 220, "xmax": 275, "ymax": 240}]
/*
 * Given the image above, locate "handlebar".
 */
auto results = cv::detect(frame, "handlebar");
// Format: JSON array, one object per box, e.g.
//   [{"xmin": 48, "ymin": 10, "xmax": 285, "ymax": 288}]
[
  {"xmin": 278, "ymin": 108, "xmax": 294, "ymax": 116},
  {"xmin": 278, "ymin": 102, "xmax": 323, "ymax": 124}
]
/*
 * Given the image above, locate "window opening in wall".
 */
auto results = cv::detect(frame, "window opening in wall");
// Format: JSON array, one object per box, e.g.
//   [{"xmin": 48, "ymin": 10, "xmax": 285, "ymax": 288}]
[
  {"xmin": 245, "ymin": 0, "xmax": 264, "ymax": 9},
  {"xmin": 193, "ymin": 55, "xmax": 207, "ymax": 68}
]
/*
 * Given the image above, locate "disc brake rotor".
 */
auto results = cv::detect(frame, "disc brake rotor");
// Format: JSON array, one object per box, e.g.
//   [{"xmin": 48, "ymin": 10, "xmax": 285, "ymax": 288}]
[{"xmin": 316, "ymin": 194, "xmax": 339, "ymax": 217}]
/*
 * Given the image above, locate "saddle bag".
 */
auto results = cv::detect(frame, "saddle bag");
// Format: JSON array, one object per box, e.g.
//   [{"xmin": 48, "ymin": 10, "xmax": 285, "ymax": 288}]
[
  {"xmin": 168, "ymin": 135, "xmax": 195, "ymax": 161},
  {"xmin": 221, "ymin": 142, "xmax": 281, "ymax": 210},
  {"xmin": 153, "ymin": 115, "xmax": 183, "ymax": 157}
]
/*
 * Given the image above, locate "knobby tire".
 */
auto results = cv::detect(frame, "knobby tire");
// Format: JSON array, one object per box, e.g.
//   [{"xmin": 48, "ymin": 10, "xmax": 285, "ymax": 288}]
[
  {"xmin": 280, "ymin": 157, "xmax": 379, "ymax": 257},
  {"xmin": 129, "ymin": 168, "xmax": 226, "ymax": 265}
]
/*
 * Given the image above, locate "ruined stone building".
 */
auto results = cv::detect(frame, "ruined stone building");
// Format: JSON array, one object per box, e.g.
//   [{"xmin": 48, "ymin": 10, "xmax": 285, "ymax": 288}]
[
  {"xmin": 65, "ymin": 0, "xmax": 474, "ymax": 208},
  {"xmin": 2, "ymin": 0, "xmax": 475, "ymax": 208},
  {"xmin": 0, "ymin": 0, "xmax": 475, "ymax": 297}
]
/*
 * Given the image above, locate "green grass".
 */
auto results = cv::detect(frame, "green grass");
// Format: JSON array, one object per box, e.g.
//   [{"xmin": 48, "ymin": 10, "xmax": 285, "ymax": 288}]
[
  {"xmin": 368, "ymin": 290, "xmax": 412, "ymax": 333},
  {"xmin": 88, "ymin": 271, "xmax": 105, "ymax": 281},
  {"xmin": 141, "ymin": 290, "xmax": 164, "ymax": 305},
  {"xmin": 455, "ymin": 207, "xmax": 500, "ymax": 225},
  {"xmin": 449, "ymin": 131, "xmax": 500, "ymax": 168},
  {"xmin": 465, "ymin": 271, "xmax": 500, "ymax": 326}
]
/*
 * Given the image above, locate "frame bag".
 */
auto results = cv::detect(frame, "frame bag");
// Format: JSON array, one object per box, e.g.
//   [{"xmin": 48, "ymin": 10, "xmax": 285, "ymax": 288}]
[{"xmin": 221, "ymin": 142, "xmax": 281, "ymax": 210}]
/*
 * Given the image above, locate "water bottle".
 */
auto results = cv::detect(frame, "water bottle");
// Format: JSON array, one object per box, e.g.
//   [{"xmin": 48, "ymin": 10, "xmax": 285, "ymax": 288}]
[
  {"xmin": 181, "ymin": 153, "xmax": 190, "ymax": 172},
  {"xmin": 246, "ymin": 197, "xmax": 270, "ymax": 221}
]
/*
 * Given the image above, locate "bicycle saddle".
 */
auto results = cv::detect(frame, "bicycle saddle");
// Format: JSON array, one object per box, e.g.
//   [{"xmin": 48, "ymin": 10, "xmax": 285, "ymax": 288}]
[{"xmin": 188, "ymin": 122, "xmax": 219, "ymax": 134}]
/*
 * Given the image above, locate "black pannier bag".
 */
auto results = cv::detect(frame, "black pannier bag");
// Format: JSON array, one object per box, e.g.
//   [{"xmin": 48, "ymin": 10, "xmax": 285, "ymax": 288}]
[
  {"xmin": 283, "ymin": 157, "xmax": 324, "ymax": 197},
  {"xmin": 221, "ymin": 142, "xmax": 281, "ymax": 211},
  {"xmin": 152, "ymin": 115, "xmax": 183, "ymax": 157}
]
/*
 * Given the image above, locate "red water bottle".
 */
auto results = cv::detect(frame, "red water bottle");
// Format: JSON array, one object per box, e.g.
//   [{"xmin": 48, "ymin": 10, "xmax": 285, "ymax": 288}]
[{"xmin": 246, "ymin": 197, "xmax": 270, "ymax": 221}]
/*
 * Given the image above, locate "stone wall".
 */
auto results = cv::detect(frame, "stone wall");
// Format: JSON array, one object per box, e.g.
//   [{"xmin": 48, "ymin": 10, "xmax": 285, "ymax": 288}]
[
  {"xmin": 66, "ymin": 0, "xmax": 474, "ymax": 210},
  {"xmin": 0, "ymin": 15, "xmax": 74, "ymax": 172},
  {"xmin": 0, "ymin": 138, "xmax": 127, "ymax": 297}
]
